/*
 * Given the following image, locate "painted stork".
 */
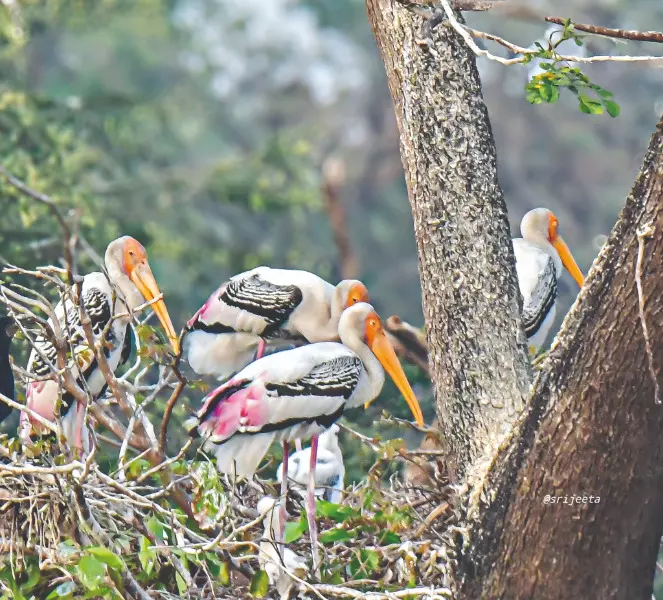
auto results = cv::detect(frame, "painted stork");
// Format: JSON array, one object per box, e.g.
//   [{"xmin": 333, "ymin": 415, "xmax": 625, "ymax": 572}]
[
  {"xmin": 513, "ymin": 208, "xmax": 584, "ymax": 351},
  {"xmin": 187, "ymin": 302, "xmax": 424, "ymax": 566},
  {"xmin": 0, "ymin": 316, "xmax": 17, "ymax": 424},
  {"xmin": 183, "ymin": 267, "xmax": 370, "ymax": 379},
  {"xmin": 276, "ymin": 424, "xmax": 344, "ymax": 504},
  {"xmin": 257, "ymin": 496, "xmax": 308, "ymax": 594},
  {"xmin": 20, "ymin": 236, "xmax": 179, "ymax": 452}
]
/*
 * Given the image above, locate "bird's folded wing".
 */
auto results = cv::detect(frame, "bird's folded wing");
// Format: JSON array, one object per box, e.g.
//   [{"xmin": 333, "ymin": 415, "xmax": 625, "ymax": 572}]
[
  {"xmin": 521, "ymin": 256, "xmax": 557, "ymax": 338},
  {"xmin": 192, "ymin": 274, "xmax": 303, "ymax": 336}
]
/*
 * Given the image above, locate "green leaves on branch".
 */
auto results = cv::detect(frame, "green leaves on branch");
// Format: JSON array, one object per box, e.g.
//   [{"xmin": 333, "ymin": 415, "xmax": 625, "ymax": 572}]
[
  {"xmin": 526, "ymin": 67, "xmax": 620, "ymax": 117},
  {"xmin": 524, "ymin": 20, "xmax": 620, "ymax": 118}
]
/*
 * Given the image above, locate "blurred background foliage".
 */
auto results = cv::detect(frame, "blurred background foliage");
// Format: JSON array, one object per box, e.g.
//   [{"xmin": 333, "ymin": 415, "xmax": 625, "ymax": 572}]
[{"xmin": 1, "ymin": 1, "xmax": 662, "ymax": 580}]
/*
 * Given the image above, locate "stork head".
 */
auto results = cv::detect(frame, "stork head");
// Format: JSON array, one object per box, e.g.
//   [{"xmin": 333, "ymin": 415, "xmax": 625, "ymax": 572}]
[
  {"xmin": 105, "ymin": 236, "xmax": 180, "ymax": 354},
  {"xmin": 339, "ymin": 302, "xmax": 424, "ymax": 427},
  {"xmin": 521, "ymin": 208, "xmax": 584, "ymax": 288},
  {"xmin": 336, "ymin": 280, "xmax": 370, "ymax": 311}
]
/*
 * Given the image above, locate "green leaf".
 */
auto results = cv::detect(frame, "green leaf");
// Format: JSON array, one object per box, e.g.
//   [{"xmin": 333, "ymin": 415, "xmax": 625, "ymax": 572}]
[
  {"xmin": 249, "ymin": 570, "xmax": 269, "ymax": 597},
  {"xmin": 176, "ymin": 573, "xmax": 188, "ymax": 596},
  {"xmin": 284, "ymin": 520, "xmax": 305, "ymax": 543},
  {"xmin": 86, "ymin": 547, "xmax": 124, "ymax": 572},
  {"xmin": 138, "ymin": 536, "xmax": 156, "ymax": 576},
  {"xmin": 316, "ymin": 500, "xmax": 357, "ymax": 522},
  {"xmin": 77, "ymin": 555, "xmax": 106, "ymax": 590},
  {"xmin": 146, "ymin": 517, "xmax": 167, "ymax": 542},
  {"xmin": 604, "ymin": 100, "xmax": 620, "ymax": 117},
  {"xmin": 46, "ymin": 581, "xmax": 77, "ymax": 599},
  {"xmin": 319, "ymin": 528, "xmax": 354, "ymax": 544},
  {"xmin": 22, "ymin": 561, "xmax": 41, "ymax": 592},
  {"xmin": 219, "ymin": 561, "xmax": 230, "ymax": 586},
  {"xmin": 596, "ymin": 88, "xmax": 614, "ymax": 99},
  {"xmin": 380, "ymin": 531, "xmax": 402, "ymax": 545}
]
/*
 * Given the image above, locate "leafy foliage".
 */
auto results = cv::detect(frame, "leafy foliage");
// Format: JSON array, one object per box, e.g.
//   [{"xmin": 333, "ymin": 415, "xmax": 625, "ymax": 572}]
[{"xmin": 524, "ymin": 20, "xmax": 620, "ymax": 117}]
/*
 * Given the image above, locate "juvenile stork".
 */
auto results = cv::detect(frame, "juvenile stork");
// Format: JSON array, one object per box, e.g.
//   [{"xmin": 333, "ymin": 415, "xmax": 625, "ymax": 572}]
[
  {"xmin": 184, "ymin": 267, "xmax": 369, "ymax": 379},
  {"xmin": 513, "ymin": 208, "xmax": 584, "ymax": 351},
  {"xmin": 187, "ymin": 302, "xmax": 424, "ymax": 566},
  {"xmin": 21, "ymin": 236, "xmax": 179, "ymax": 451},
  {"xmin": 0, "ymin": 316, "xmax": 17, "ymax": 424},
  {"xmin": 276, "ymin": 424, "xmax": 344, "ymax": 504}
]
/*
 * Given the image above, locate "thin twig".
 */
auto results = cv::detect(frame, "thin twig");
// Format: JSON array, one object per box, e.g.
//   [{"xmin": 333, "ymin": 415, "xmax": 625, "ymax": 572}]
[{"xmin": 545, "ymin": 17, "xmax": 663, "ymax": 44}]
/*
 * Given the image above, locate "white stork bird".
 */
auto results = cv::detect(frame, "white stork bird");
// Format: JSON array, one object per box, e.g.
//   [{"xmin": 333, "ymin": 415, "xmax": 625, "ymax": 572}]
[
  {"xmin": 276, "ymin": 424, "xmax": 344, "ymax": 504},
  {"xmin": 20, "ymin": 236, "xmax": 179, "ymax": 452},
  {"xmin": 183, "ymin": 267, "xmax": 370, "ymax": 380},
  {"xmin": 257, "ymin": 496, "xmax": 308, "ymax": 595},
  {"xmin": 514, "ymin": 208, "xmax": 584, "ymax": 351},
  {"xmin": 187, "ymin": 302, "xmax": 424, "ymax": 567}
]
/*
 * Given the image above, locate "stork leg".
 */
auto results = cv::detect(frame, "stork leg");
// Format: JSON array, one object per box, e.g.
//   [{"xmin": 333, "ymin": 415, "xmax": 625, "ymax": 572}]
[
  {"xmin": 306, "ymin": 435, "xmax": 320, "ymax": 571},
  {"xmin": 279, "ymin": 441, "xmax": 289, "ymax": 543},
  {"xmin": 255, "ymin": 338, "xmax": 266, "ymax": 361},
  {"xmin": 73, "ymin": 401, "xmax": 85, "ymax": 456}
]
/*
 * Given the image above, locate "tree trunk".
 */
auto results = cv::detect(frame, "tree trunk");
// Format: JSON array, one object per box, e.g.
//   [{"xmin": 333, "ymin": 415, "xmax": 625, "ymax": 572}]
[
  {"xmin": 463, "ymin": 117, "xmax": 663, "ymax": 600},
  {"xmin": 365, "ymin": 0, "xmax": 531, "ymax": 482},
  {"xmin": 367, "ymin": 2, "xmax": 663, "ymax": 599}
]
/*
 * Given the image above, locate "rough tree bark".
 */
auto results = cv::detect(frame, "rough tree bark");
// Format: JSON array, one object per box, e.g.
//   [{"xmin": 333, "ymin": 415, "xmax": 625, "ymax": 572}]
[
  {"xmin": 366, "ymin": 0, "xmax": 531, "ymax": 482},
  {"xmin": 466, "ymin": 119, "xmax": 663, "ymax": 599},
  {"xmin": 367, "ymin": 1, "xmax": 663, "ymax": 599}
]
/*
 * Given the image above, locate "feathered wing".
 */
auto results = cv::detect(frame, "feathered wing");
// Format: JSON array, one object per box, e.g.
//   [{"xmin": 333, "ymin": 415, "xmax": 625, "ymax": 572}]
[
  {"xmin": 513, "ymin": 240, "xmax": 558, "ymax": 339},
  {"xmin": 25, "ymin": 276, "xmax": 126, "ymax": 428},
  {"xmin": 189, "ymin": 268, "xmax": 303, "ymax": 337}
]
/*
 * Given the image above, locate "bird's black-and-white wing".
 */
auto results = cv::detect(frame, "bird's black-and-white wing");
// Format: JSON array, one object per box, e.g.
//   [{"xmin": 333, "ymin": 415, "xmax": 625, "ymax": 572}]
[
  {"xmin": 266, "ymin": 356, "xmax": 362, "ymax": 402},
  {"xmin": 513, "ymin": 239, "xmax": 558, "ymax": 340},
  {"xmin": 27, "ymin": 286, "xmax": 118, "ymax": 412},
  {"xmin": 521, "ymin": 257, "xmax": 557, "ymax": 338},
  {"xmin": 189, "ymin": 270, "xmax": 303, "ymax": 337}
]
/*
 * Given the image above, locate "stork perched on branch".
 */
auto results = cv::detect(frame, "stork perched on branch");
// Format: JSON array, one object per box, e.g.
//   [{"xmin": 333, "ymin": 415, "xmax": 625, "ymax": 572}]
[
  {"xmin": 184, "ymin": 267, "xmax": 370, "ymax": 380},
  {"xmin": 187, "ymin": 302, "xmax": 424, "ymax": 568},
  {"xmin": 21, "ymin": 236, "xmax": 179, "ymax": 452},
  {"xmin": 514, "ymin": 208, "xmax": 584, "ymax": 351}
]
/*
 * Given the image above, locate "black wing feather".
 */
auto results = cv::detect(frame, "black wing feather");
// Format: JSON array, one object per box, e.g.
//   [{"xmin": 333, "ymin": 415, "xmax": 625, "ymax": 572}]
[
  {"xmin": 522, "ymin": 257, "xmax": 557, "ymax": 338},
  {"xmin": 266, "ymin": 356, "xmax": 362, "ymax": 401},
  {"xmin": 29, "ymin": 287, "xmax": 118, "ymax": 415},
  {"xmin": 222, "ymin": 275, "xmax": 303, "ymax": 336}
]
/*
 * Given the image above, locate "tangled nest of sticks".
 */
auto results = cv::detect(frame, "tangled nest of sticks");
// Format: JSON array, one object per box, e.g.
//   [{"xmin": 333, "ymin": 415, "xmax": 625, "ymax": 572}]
[{"xmin": 0, "ymin": 441, "xmax": 456, "ymax": 600}]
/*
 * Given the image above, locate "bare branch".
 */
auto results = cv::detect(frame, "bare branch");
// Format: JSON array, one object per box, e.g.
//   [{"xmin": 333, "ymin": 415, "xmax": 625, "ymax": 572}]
[{"xmin": 545, "ymin": 17, "xmax": 663, "ymax": 44}]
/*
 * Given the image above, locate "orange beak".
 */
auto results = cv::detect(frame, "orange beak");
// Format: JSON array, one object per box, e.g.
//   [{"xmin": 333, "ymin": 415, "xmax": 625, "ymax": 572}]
[
  {"xmin": 130, "ymin": 262, "xmax": 180, "ymax": 354},
  {"xmin": 366, "ymin": 329, "xmax": 424, "ymax": 427},
  {"xmin": 552, "ymin": 236, "xmax": 584, "ymax": 288}
]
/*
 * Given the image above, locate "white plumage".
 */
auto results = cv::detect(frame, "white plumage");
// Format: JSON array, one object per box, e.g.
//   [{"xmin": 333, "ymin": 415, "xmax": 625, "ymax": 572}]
[
  {"xmin": 184, "ymin": 267, "xmax": 369, "ymax": 379},
  {"xmin": 276, "ymin": 424, "xmax": 344, "ymax": 504},
  {"xmin": 513, "ymin": 208, "xmax": 584, "ymax": 351},
  {"xmin": 21, "ymin": 237, "xmax": 178, "ymax": 452}
]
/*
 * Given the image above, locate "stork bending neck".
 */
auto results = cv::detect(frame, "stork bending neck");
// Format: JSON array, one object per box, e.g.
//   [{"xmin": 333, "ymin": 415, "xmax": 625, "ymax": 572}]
[
  {"xmin": 339, "ymin": 324, "xmax": 385, "ymax": 408},
  {"xmin": 521, "ymin": 224, "xmax": 562, "ymax": 276}
]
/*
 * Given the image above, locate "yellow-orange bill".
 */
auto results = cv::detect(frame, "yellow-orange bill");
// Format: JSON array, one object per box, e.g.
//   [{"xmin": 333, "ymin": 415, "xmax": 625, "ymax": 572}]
[
  {"xmin": 130, "ymin": 262, "xmax": 180, "ymax": 354},
  {"xmin": 367, "ymin": 330, "xmax": 424, "ymax": 426},
  {"xmin": 552, "ymin": 236, "xmax": 584, "ymax": 288}
]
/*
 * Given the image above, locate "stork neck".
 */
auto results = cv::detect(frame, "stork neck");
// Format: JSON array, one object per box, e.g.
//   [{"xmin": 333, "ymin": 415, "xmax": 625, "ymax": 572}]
[
  {"xmin": 340, "ymin": 328, "xmax": 385, "ymax": 408},
  {"xmin": 523, "ymin": 233, "xmax": 562, "ymax": 277},
  {"xmin": 319, "ymin": 430, "xmax": 343, "ymax": 463},
  {"xmin": 105, "ymin": 263, "xmax": 144, "ymax": 313},
  {"xmin": 315, "ymin": 287, "xmax": 346, "ymax": 340}
]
